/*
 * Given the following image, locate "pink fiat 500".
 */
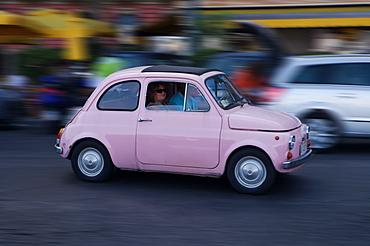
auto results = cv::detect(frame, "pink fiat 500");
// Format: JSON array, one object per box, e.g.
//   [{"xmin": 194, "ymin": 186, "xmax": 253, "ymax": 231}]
[{"xmin": 55, "ymin": 65, "xmax": 312, "ymax": 194}]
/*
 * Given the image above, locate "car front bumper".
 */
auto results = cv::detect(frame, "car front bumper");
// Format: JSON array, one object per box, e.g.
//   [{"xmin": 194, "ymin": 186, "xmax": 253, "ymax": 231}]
[
  {"xmin": 283, "ymin": 149, "xmax": 312, "ymax": 169},
  {"xmin": 54, "ymin": 144, "xmax": 63, "ymax": 154}
]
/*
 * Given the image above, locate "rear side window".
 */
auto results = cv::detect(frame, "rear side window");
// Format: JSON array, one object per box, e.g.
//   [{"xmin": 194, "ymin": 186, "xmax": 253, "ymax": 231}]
[
  {"xmin": 98, "ymin": 81, "xmax": 140, "ymax": 111},
  {"xmin": 292, "ymin": 63, "xmax": 370, "ymax": 86},
  {"xmin": 330, "ymin": 63, "xmax": 370, "ymax": 86}
]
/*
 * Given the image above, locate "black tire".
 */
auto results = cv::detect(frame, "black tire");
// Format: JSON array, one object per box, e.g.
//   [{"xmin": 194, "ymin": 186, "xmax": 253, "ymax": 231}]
[
  {"xmin": 227, "ymin": 149, "xmax": 276, "ymax": 194},
  {"xmin": 302, "ymin": 112, "xmax": 340, "ymax": 150},
  {"xmin": 71, "ymin": 140, "xmax": 114, "ymax": 182}
]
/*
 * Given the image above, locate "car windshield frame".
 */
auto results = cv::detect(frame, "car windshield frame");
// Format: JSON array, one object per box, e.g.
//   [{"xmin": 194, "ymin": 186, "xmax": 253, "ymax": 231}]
[{"xmin": 205, "ymin": 74, "xmax": 248, "ymax": 110}]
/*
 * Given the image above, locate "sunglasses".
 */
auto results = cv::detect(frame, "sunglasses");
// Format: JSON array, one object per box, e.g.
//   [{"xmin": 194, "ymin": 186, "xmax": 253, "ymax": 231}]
[{"xmin": 155, "ymin": 89, "xmax": 166, "ymax": 93}]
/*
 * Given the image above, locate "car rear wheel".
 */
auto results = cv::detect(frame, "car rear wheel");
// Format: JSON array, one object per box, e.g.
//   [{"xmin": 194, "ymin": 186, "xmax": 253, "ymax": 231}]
[
  {"xmin": 302, "ymin": 113, "xmax": 340, "ymax": 150},
  {"xmin": 71, "ymin": 140, "xmax": 114, "ymax": 182},
  {"xmin": 227, "ymin": 149, "xmax": 276, "ymax": 194}
]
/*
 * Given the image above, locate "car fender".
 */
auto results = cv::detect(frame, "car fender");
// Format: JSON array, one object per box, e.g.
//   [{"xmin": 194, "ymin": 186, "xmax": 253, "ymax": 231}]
[
  {"xmin": 294, "ymin": 102, "xmax": 344, "ymax": 126},
  {"xmin": 220, "ymin": 130, "xmax": 285, "ymax": 173},
  {"xmin": 62, "ymin": 122, "xmax": 139, "ymax": 170},
  {"xmin": 60, "ymin": 125, "xmax": 112, "ymax": 158}
]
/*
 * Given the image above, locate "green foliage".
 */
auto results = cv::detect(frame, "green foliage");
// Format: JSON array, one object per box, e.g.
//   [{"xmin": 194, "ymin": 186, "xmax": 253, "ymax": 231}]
[
  {"xmin": 195, "ymin": 14, "xmax": 229, "ymax": 36},
  {"xmin": 119, "ymin": 44, "xmax": 145, "ymax": 52},
  {"xmin": 302, "ymin": 51, "xmax": 337, "ymax": 56},
  {"xmin": 19, "ymin": 48, "xmax": 61, "ymax": 81},
  {"xmin": 190, "ymin": 48, "xmax": 225, "ymax": 67},
  {"xmin": 88, "ymin": 41, "xmax": 103, "ymax": 62},
  {"xmin": 187, "ymin": 14, "xmax": 230, "ymax": 60}
]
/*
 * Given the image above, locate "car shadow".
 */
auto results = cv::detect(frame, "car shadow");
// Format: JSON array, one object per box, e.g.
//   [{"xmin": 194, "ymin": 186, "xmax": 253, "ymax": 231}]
[
  {"xmin": 110, "ymin": 170, "xmax": 232, "ymax": 192},
  {"xmin": 61, "ymin": 139, "xmax": 370, "ymax": 197},
  {"xmin": 107, "ymin": 169, "xmax": 314, "ymax": 197},
  {"xmin": 268, "ymin": 173, "xmax": 311, "ymax": 196}
]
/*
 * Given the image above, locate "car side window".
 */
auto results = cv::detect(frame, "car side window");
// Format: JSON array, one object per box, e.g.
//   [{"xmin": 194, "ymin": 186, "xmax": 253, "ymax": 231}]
[
  {"xmin": 146, "ymin": 81, "xmax": 177, "ymax": 110},
  {"xmin": 185, "ymin": 84, "xmax": 210, "ymax": 111},
  {"xmin": 145, "ymin": 82, "xmax": 210, "ymax": 112},
  {"xmin": 329, "ymin": 63, "xmax": 370, "ymax": 86},
  {"xmin": 169, "ymin": 83, "xmax": 210, "ymax": 112},
  {"xmin": 292, "ymin": 65, "xmax": 329, "ymax": 84},
  {"xmin": 98, "ymin": 81, "xmax": 140, "ymax": 111},
  {"xmin": 292, "ymin": 63, "xmax": 370, "ymax": 86}
]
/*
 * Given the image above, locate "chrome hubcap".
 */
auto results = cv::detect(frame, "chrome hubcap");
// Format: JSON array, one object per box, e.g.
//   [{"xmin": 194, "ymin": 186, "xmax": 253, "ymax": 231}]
[
  {"xmin": 235, "ymin": 156, "xmax": 266, "ymax": 188},
  {"xmin": 78, "ymin": 147, "xmax": 104, "ymax": 177}
]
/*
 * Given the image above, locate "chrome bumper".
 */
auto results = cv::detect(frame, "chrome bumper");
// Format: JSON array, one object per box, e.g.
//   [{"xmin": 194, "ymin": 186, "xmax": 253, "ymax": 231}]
[
  {"xmin": 283, "ymin": 149, "xmax": 312, "ymax": 169},
  {"xmin": 54, "ymin": 144, "xmax": 63, "ymax": 154}
]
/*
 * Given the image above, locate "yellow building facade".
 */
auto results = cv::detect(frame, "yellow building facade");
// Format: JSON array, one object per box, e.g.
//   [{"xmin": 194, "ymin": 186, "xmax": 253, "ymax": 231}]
[{"xmin": 176, "ymin": 1, "xmax": 370, "ymax": 54}]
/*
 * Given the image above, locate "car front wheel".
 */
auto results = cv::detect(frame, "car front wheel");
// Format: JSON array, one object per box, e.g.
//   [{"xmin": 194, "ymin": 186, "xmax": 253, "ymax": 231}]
[
  {"xmin": 227, "ymin": 149, "xmax": 276, "ymax": 194},
  {"xmin": 71, "ymin": 140, "xmax": 114, "ymax": 182}
]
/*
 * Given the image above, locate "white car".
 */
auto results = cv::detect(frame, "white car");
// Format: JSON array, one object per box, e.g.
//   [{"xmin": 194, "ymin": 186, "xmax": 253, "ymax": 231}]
[{"xmin": 262, "ymin": 55, "xmax": 370, "ymax": 150}]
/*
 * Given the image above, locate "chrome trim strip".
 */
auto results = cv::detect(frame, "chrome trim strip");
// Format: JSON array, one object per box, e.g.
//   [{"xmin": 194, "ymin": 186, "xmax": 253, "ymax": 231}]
[
  {"xmin": 283, "ymin": 149, "xmax": 312, "ymax": 169},
  {"xmin": 258, "ymin": 124, "xmax": 302, "ymax": 133}
]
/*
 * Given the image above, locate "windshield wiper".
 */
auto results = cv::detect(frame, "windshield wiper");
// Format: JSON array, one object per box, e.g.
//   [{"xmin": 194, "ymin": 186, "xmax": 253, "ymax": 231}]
[{"xmin": 224, "ymin": 98, "xmax": 247, "ymax": 110}]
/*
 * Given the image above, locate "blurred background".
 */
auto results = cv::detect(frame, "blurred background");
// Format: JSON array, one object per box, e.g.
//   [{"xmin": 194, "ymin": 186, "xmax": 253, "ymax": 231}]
[
  {"xmin": 1, "ymin": 2, "xmax": 370, "ymax": 245},
  {"xmin": 1, "ymin": 0, "xmax": 370, "ymax": 140}
]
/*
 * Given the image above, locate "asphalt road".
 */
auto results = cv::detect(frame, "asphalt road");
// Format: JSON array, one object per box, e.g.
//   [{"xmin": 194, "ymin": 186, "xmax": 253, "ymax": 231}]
[{"xmin": 1, "ymin": 126, "xmax": 370, "ymax": 245}]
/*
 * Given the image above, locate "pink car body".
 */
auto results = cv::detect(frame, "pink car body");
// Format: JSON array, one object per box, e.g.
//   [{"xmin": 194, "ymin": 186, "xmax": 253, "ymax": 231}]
[{"xmin": 55, "ymin": 65, "xmax": 312, "ymax": 194}]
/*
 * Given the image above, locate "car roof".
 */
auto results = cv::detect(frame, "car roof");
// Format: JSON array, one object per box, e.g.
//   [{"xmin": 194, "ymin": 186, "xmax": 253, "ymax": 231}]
[
  {"xmin": 103, "ymin": 65, "xmax": 222, "ymax": 83},
  {"xmin": 88, "ymin": 65, "xmax": 223, "ymax": 107},
  {"xmin": 278, "ymin": 54, "xmax": 370, "ymax": 67},
  {"xmin": 287, "ymin": 54, "xmax": 370, "ymax": 60}
]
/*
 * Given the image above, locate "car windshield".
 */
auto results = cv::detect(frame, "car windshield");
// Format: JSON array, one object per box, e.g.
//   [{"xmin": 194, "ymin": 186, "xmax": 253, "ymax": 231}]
[{"xmin": 205, "ymin": 74, "xmax": 248, "ymax": 109}]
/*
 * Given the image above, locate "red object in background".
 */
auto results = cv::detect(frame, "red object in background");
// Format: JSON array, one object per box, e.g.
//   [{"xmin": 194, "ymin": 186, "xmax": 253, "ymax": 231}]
[
  {"xmin": 259, "ymin": 86, "xmax": 287, "ymax": 104},
  {"xmin": 38, "ymin": 87, "xmax": 66, "ymax": 107},
  {"xmin": 233, "ymin": 67, "xmax": 264, "ymax": 89}
]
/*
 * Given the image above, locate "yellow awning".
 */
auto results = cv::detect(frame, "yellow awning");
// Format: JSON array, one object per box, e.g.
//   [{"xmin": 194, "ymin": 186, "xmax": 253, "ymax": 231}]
[
  {"xmin": 21, "ymin": 9, "xmax": 116, "ymax": 61},
  {"xmin": 23, "ymin": 9, "xmax": 115, "ymax": 38},
  {"xmin": 0, "ymin": 10, "xmax": 46, "ymax": 36},
  {"xmin": 248, "ymin": 17, "xmax": 370, "ymax": 28},
  {"xmin": 0, "ymin": 9, "xmax": 116, "ymax": 60},
  {"xmin": 199, "ymin": 3, "xmax": 370, "ymax": 28}
]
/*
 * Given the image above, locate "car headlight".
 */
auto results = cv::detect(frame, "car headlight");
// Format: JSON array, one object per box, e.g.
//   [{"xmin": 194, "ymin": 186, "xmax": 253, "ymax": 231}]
[
  {"xmin": 306, "ymin": 125, "xmax": 310, "ymax": 140},
  {"xmin": 289, "ymin": 135, "xmax": 296, "ymax": 149}
]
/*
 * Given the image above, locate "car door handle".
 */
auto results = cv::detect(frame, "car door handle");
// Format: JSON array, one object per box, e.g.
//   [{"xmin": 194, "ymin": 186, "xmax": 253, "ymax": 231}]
[{"xmin": 138, "ymin": 118, "xmax": 152, "ymax": 122}]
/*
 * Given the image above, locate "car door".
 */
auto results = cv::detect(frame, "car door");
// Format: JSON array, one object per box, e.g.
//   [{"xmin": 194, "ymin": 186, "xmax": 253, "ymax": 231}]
[
  {"xmin": 136, "ymin": 78, "xmax": 222, "ymax": 169},
  {"xmin": 327, "ymin": 62, "xmax": 370, "ymax": 135}
]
